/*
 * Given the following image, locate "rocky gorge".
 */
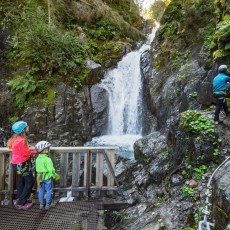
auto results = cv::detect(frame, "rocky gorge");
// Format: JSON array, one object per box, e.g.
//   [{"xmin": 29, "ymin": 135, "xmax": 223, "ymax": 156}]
[{"xmin": 1, "ymin": 0, "xmax": 230, "ymax": 229}]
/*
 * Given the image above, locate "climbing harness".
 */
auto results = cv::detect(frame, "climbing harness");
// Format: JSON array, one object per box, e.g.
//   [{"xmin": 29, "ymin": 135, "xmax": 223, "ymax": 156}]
[
  {"xmin": 14, "ymin": 160, "xmax": 34, "ymax": 176},
  {"xmin": 198, "ymin": 156, "xmax": 230, "ymax": 230}
]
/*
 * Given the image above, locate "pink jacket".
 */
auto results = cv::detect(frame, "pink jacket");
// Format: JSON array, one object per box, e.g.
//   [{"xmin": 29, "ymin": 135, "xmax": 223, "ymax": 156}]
[{"xmin": 10, "ymin": 136, "xmax": 37, "ymax": 164}]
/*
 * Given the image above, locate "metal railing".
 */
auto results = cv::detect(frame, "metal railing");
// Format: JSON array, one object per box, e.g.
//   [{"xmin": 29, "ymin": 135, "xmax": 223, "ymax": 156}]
[{"xmin": 0, "ymin": 146, "xmax": 119, "ymax": 204}]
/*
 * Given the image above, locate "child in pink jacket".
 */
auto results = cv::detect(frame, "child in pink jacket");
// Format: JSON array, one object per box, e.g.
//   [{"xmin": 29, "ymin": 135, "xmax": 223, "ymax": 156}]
[{"xmin": 7, "ymin": 120, "xmax": 38, "ymax": 210}]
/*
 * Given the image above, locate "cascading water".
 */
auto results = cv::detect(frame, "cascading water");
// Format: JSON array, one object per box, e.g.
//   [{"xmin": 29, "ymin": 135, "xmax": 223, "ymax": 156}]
[
  {"xmin": 86, "ymin": 1, "xmax": 159, "ymax": 159},
  {"xmin": 101, "ymin": 51, "xmax": 143, "ymax": 136}
]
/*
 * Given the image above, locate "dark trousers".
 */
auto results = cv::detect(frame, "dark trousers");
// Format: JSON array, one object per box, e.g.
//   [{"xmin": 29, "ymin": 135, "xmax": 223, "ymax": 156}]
[
  {"xmin": 12, "ymin": 164, "xmax": 35, "ymax": 205},
  {"xmin": 213, "ymin": 93, "xmax": 229, "ymax": 121}
]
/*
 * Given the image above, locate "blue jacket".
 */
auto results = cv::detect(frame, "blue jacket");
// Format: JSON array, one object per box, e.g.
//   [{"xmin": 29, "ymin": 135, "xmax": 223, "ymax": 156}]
[{"xmin": 213, "ymin": 73, "xmax": 230, "ymax": 94}]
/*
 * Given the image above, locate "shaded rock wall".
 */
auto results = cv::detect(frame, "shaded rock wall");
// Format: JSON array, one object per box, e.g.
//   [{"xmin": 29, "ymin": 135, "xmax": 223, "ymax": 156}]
[{"xmin": 22, "ymin": 82, "xmax": 92, "ymax": 146}]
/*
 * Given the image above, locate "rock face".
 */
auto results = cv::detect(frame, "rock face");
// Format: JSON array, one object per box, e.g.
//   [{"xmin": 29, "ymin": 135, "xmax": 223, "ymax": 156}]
[
  {"xmin": 90, "ymin": 84, "xmax": 109, "ymax": 136},
  {"xmin": 21, "ymin": 82, "xmax": 92, "ymax": 146},
  {"xmin": 141, "ymin": 53, "xmax": 208, "ymax": 130},
  {"xmin": 213, "ymin": 163, "xmax": 230, "ymax": 229}
]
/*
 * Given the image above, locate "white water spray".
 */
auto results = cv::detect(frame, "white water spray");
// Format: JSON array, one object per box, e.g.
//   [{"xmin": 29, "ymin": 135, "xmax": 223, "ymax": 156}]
[{"xmin": 86, "ymin": 2, "xmax": 159, "ymax": 159}]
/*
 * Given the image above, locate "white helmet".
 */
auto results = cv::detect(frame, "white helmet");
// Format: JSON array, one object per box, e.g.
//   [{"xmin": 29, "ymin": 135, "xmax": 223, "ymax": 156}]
[
  {"xmin": 218, "ymin": 64, "xmax": 227, "ymax": 72},
  {"xmin": 35, "ymin": 141, "xmax": 51, "ymax": 152}
]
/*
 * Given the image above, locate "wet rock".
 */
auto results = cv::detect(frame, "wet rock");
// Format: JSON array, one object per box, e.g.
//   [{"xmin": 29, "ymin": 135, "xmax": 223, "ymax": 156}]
[
  {"xmin": 90, "ymin": 85, "xmax": 109, "ymax": 136},
  {"xmin": 171, "ymin": 174, "xmax": 184, "ymax": 186}
]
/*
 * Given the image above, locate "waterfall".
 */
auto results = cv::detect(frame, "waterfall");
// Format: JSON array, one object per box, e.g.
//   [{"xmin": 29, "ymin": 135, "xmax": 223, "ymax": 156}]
[
  {"xmin": 86, "ymin": 2, "xmax": 159, "ymax": 159},
  {"xmin": 100, "ymin": 52, "xmax": 142, "ymax": 135},
  {"xmin": 100, "ymin": 27, "xmax": 158, "ymax": 136}
]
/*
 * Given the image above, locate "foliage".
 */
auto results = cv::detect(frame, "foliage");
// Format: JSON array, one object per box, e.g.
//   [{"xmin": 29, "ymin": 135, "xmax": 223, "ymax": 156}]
[
  {"xmin": 87, "ymin": 21, "xmax": 121, "ymax": 40},
  {"xmin": 149, "ymin": 1, "xmax": 166, "ymax": 22},
  {"xmin": 9, "ymin": 116, "xmax": 19, "ymax": 124},
  {"xmin": 7, "ymin": 75, "xmax": 40, "ymax": 108},
  {"xmin": 155, "ymin": 0, "xmax": 216, "ymax": 70},
  {"xmin": 156, "ymin": 195, "xmax": 166, "ymax": 204},
  {"xmin": 189, "ymin": 92, "xmax": 197, "ymax": 100},
  {"xmin": 211, "ymin": 19, "xmax": 230, "ymax": 63},
  {"xmin": 194, "ymin": 165, "xmax": 207, "ymax": 180},
  {"xmin": 180, "ymin": 110, "xmax": 221, "ymax": 150},
  {"xmin": 180, "ymin": 110, "xmax": 216, "ymax": 139},
  {"xmin": 0, "ymin": 0, "xmax": 143, "ymax": 108},
  {"xmin": 182, "ymin": 186, "xmax": 196, "ymax": 201}
]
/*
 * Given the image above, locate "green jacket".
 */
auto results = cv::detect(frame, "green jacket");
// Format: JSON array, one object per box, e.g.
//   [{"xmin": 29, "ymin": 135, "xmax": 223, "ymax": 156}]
[{"xmin": 35, "ymin": 154, "xmax": 56, "ymax": 180}]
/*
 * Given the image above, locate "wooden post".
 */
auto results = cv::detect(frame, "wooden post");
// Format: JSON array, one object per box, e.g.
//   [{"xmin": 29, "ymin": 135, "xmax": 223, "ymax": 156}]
[
  {"xmin": 0, "ymin": 153, "xmax": 5, "ymax": 201},
  {"xmin": 8, "ymin": 154, "xmax": 14, "ymax": 204},
  {"xmin": 107, "ymin": 150, "xmax": 115, "ymax": 195},
  {"xmin": 59, "ymin": 152, "xmax": 68, "ymax": 197},
  {"xmin": 84, "ymin": 151, "xmax": 92, "ymax": 199},
  {"xmin": 72, "ymin": 152, "xmax": 80, "ymax": 197},
  {"xmin": 96, "ymin": 152, "xmax": 104, "ymax": 197}
]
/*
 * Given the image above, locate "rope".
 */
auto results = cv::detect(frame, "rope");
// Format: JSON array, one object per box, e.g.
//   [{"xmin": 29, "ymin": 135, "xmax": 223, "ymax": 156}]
[{"xmin": 198, "ymin": 156, "xmax": 230, "ymax": 230}]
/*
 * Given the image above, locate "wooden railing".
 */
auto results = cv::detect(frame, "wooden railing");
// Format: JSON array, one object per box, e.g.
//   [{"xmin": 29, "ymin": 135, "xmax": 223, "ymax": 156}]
[{"xmin": 0, "ymin": 147, "xmax": 119, "ymax": 204}]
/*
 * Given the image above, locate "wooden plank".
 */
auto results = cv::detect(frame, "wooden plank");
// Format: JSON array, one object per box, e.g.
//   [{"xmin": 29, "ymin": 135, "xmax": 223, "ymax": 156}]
[
  {"xmin": 0, "ymin": 147, "xmax": 118, "ymax": 153},
  {"xmin": 107, "ymin": 150, "xmax": 115, "ymax": 196},
  {"xmin": 0, "ymin": 153, "xmax": 5, "ymax": 190},
  {"xmin": 59, "ymin": 152, "xmax": 68, "ymax": 197},
  {"xmin": 51, "ymin": 146, "xmax": 118, "ymax": 151},
  {"xmin": 8, "ymin": 154, "xmax": 14, "ymax": 204},
  {"xmin": 72, "ymin": 152, "xmax": 80, "ymax": 196},
  {"xmin": 107, "ymin": 150, "xmax": 115, "ymax": 186},
  {"xmin": 96, "ymin": 152, "xmax": 104, "ymax": 197},
  {"xmin": 0, "ymin": 153, "xmax": 5, "ymax": 202},
  {"xmin": 84, "ymin": 151, "xmax": 92, "ymax": 199}
]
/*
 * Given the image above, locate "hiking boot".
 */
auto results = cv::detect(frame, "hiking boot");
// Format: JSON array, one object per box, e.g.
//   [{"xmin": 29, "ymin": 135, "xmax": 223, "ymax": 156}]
[
  {"xmin": 14, "ymin": 199, "xmax": 32, "ymax": 205},
  {"xmin": 13, "ymin": 199, "xmax": 19, "ymax": 205},
  {"xmin": 15, "ymin": 202, "xmax": 33, "ymax": 210},
  {"xmin": 40, "ymin": 204, "xmax": 44, "ymax": 210},
  {"xmin": 45, "ymin": 204, "xmax": 51, "ymax": 210}
]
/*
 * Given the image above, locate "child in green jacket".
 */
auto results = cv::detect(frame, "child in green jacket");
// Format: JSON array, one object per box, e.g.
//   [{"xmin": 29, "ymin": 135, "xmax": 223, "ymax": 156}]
[{"xmin": 35, "ymin": 141, "xmax": 56, "ymax": 210}]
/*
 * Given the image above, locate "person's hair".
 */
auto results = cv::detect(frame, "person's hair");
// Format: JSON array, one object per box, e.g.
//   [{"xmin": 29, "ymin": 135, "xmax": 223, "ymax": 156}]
[{"xmin": 7, "ymin": 130, "xmax": 28, "ymax": 149}]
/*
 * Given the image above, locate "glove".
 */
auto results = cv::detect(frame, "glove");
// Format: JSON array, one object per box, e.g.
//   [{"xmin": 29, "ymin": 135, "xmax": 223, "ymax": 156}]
[
  {"xmin": 36, "ymin": 174, "xmax": 43, "ymax": 189},
  {"xmin": 55, "ymin": 173, "xmax": 60, "ymax": 181}
]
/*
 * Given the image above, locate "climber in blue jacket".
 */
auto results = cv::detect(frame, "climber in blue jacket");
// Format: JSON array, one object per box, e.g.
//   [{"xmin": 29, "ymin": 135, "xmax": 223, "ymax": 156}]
[{"xmin": 213, "ymin": 64, "xmax": 230, "ymax": 123}]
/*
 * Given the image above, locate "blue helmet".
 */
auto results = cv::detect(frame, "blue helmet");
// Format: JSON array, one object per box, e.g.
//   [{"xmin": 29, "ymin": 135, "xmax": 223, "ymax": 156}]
[{"xmin": 12, "ymin": 121, "xmax": 28, "ymax": 134}]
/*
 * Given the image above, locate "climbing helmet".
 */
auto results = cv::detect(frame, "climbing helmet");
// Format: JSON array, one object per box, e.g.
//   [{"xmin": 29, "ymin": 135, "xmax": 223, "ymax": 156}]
[
  {"xmin": 35, "ymin": 141, "xmax": 51, "ymax": 153},
  {"xmin": 218, "ymin": 65, "xmax": 227, "ymax": 72},
  {"xmin": 12, "ymin": 121, "xmax": 28, "ymax": 134}
]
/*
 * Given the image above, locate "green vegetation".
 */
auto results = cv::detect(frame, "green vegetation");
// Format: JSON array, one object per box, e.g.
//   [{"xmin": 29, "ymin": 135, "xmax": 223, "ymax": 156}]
[
  {"xmin": 194, "ymin": 165, "xmax": 207, "ymax": 180},
  {"xmin": 9, "ymin": 116, "xmax": 19, "ymax": 124},
  {"xmin": 180, "ymin": 110, "xmax": 216, "ymax": 139},
  {"xmin": 149, "ymin": 1, "xmax": 167, "ymax": 22},
  {"xmin": 179, "ymin": 110, "xmax": 221, "ymax": 185},
  {"xmin": 211, "ymin": 18, "xmax": 230, "ymax": 62},
  {"xmin": 155, "ymin": 0, "xmax": 217, "ymax": 70},
  {"xmin": 182, "ymin": 186, "xmax": 196, "ymax": 201},
  {"xmin": 0, "ymin": 0, "xmax": 143, "ymax": 108},
  {"xmin": 180, "ymin": 110, "xmax": 222, "ymax": 157}
]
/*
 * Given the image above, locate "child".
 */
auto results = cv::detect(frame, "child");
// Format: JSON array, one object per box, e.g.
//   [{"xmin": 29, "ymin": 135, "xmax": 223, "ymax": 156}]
[
  {"xmin": 35, "ymin": 141, "xmax": 56, "ymax": 210},
  {"xmin": 7, "ymin": 120, "xmax": 38, "ymax": 210}
]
